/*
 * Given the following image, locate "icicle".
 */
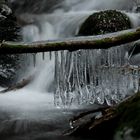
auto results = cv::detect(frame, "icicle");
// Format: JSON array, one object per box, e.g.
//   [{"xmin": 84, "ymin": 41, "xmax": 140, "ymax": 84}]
[
  {"xmin": 65, "ymin": 52, "xmax": 74, "ymax": 106},
  {"xmin": 59, "ymin": 51, "xmax": 67, "ymax": 106},
  {"xmin": 32, "ymin": 53, "xmax": 37, "ymax": 67},
  {"xmin": 42, "ymin": 52, "xmax": 45, "ymax": 60},
  {"xmin": 53, "ymin": 44, "xmax": 140, "ymax": 107},
  {"xmin": 74, "ymin": 51, "xmax": 81, "ymax": 105},
  {"xmin": 54, "ymin": 51, "xmax": 61, "ymax": 108},
  {"xmin": 132, "ymin": 66, "xmax": 139, "ymax": 93},
  {"xmin": 71, "ymin": 52, "xmax": 78, "ymax": 104}
]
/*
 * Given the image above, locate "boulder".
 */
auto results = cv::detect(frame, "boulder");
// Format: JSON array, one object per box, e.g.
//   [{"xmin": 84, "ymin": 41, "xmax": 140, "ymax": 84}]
[{"xmin": 78, "ymin": 10, "xmax": 131, "ymax": 36}]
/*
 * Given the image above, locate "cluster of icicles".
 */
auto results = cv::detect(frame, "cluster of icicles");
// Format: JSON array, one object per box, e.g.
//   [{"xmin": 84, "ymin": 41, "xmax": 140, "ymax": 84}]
[{"xmin": 53, "ymin": 45, "xmax": 140, "ymax": 107}]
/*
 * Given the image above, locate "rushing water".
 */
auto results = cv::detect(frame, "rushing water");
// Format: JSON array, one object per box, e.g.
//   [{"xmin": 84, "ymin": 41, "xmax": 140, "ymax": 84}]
[{"xmin": 0, "ymin": 0, "xmax": 140, "ymax": 140}]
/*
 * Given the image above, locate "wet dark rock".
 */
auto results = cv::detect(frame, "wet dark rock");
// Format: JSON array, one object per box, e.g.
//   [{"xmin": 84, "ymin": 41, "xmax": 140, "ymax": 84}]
[
  {"xmin": 0, "ymin": 2, "xmax": 22, "ymax": 87},
  {"xmin": 78, "ymin": 10, "xmax": 131, "ymax": 36},
  {"xmin": 65, "ymin": 92, "xmax": 140, "ymax": 140},
  {"xmin": 0, "ymin": 4, "xmax": 12, "ymax": 16},
  {"xmin": 0, "ymin": 16, "xmax": 20, "ymax": 41},
  {"xmin": 114, "ymin": 93, "xmax": 140, "ymax": 139}
]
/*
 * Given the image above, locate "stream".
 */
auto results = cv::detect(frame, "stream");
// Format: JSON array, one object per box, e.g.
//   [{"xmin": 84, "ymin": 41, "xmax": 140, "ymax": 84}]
[{"xmin": 0, "ymin": 0, "xmax": 140, "ymax": 140}]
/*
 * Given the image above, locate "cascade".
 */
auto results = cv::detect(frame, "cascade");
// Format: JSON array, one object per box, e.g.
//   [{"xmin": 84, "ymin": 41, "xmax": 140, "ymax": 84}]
[
  {"xmin": 18, "ymin": 0, "xmax": 140, "ymax": 108},
  {"xmin": 1, "ymin": 0, "xmax": 140, "ymax": 139}
]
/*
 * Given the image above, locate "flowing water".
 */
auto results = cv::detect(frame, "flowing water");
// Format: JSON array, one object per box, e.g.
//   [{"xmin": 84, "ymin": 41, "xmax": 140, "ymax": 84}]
[{"xmin": 1, "ymin": 0, "xmax": 140, "ymax": 140}]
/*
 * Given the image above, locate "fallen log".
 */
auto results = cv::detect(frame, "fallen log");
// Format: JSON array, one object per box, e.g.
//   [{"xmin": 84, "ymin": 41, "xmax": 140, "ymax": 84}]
[
  {"xmin": 0, "ymin": 27, "xmax": 140, "ymax": 54},
  {"xmin": 64, "ymin": 93, "xmax": 140, "ymax": 140},
  {"xmin": 0, "ymin": 75, "xmax": 33, "ymax": 93}
]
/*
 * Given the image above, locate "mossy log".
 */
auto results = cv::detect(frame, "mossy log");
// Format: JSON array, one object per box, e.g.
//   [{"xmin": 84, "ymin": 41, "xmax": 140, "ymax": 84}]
[
  {"xmin": 64, "ymin": 93, "xmax": 140, "ymax": 140},
  {"xmin": 1, "ymin": 27, "xmax": 140, "ymax": 54}
]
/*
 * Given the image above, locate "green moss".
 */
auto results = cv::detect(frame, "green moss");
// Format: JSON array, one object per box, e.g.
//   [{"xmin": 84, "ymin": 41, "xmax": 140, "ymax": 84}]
[{"xmin": 78, "ymin": 10, "xmax": 131, "ymax": 36}]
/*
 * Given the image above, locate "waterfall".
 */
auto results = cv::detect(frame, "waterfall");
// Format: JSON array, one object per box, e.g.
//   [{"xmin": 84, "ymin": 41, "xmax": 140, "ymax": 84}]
[
  {"xmin": 0, "ymin": 0, "xmax": 140, "ymax": 139},
  {"xmin": 17, "ymin": 0, "xmax": 140, "ymax": 108}
]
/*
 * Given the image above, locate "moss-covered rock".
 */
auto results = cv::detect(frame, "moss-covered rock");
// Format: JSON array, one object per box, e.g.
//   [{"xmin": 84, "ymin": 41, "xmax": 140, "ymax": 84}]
[{"xmin": 78, "ymin": 10, "xmax": 131, "ymax": 36}]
